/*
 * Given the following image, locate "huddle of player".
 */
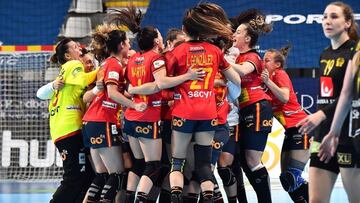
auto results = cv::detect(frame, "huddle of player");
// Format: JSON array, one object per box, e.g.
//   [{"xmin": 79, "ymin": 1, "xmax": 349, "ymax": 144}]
[{"xmin": 38, "ymin": 1, "xmax": 360, "ymax": 203}]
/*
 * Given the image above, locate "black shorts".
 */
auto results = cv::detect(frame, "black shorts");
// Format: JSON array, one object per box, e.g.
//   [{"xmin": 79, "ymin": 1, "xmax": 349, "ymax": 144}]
[
  {"xmin": 82, "ymin": 121, "xmax": 121, "ymax": 149},
  {"xmin": 240, "ymin": 100, "xmax": 273, "ymax": 151},
  {"xmin": 310, "ymin": 140, "xmax": 360, "ymax": 172},
  {"xmin": 171, "ymin": 116, "xmax": 217, "ymax": 133},
  {"xmin": 123, "ymin": 119, "xmax": 160, "ymax": 139},
  {"xmin": 336, "ymin": 144, "xmax": 360, "ymax": 168},
  {"xmin": 222, "ymin": 124, "xmax": 239, "ymax": 155},
  {"xmin": 282, "ymin": 127, "xmax": 311, "ymax": 151}
]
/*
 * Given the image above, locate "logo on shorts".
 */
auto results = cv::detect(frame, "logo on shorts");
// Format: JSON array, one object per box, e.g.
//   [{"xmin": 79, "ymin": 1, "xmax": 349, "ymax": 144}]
[
  {"xmin": 337, "ymin": 153, "xmax": 352, "ymax": 165},
  {"xmin": 262, "ymin": 119, "xmax": 272, "ymax": 127},
  {"xmin": 135, "ymin": 125, "xmax": 152, "ymax": 134},
  {"xmin": 61, "ymin": 150, "xmax": 68, "ymax": 161},
  {"xmin": 212, "ymin": 140, "xmax": 223, "ymax": 150},
  {"xmin": 211, "ymin": 119, "xmax": 218, "ymax": 126},
  {"xmin": 172, "ymin": 118, "xmax": 184, "ymax": 127},
  {"xmin": 79, "ymin": 153, "xmax": 85, "ymax": 164},
  {"xmin": 90, "ymin": 137, "xmax": 103, "ymax": 145}
]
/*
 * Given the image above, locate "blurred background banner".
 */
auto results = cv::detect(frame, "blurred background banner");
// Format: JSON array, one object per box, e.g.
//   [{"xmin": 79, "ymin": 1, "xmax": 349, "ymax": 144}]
[{"xmin": 1, "ymin": 0, "xmax": 359, "ymax": 68}]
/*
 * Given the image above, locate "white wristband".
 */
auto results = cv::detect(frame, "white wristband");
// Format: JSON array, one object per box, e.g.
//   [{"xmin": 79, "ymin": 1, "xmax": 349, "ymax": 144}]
[{"xmin": 92, "ymin": 86, "xmax": 100, "ymax": 95}]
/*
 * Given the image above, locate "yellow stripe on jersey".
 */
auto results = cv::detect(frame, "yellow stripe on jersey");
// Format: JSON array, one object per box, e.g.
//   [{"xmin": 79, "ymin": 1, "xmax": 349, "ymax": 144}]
[{"xmin": 49, "ymin": 60, "xmax": 97, "ymax": 142}]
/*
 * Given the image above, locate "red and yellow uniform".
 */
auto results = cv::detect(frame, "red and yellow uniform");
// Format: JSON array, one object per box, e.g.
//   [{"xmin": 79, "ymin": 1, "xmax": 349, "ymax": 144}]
[
  {"xmin": 237, "ymin": 50, "xmax": 271, "ymax": 108},
  {"xmin": 269, "ymin": 69, "xmax": 307, "ymax": 129},
  {"xmin": 83, "ymin": 56, "xmax": 125, "ymax": 124},
  {"xmin": 166, "ymin": 41, "xmax": 230, "ymax": 120},
  {"xmin": 124, "ymin": 51, "xmax": 163, "ymax": 122},
  {"xmin": 214, "ymin": 72, "xmax": 229, "ymax": 125},
  {"xmin": 82, "ymin": 56, "xmax": 125, "ymax": 149}
]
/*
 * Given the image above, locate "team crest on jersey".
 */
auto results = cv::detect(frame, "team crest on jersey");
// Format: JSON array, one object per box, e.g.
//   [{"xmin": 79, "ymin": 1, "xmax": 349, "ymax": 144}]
[
  {"xmin": 336, "ymin": 57, "xmax": 345, "ymax": 67},
  {"xmin": 72, "ymin": 67, "xmax": 82, "ymax": 76},
  {"xmin": 108, "ymin": 71, "xmax": 119, "ymax": 80},
  {"xmin": 153, "ymin": 60, "xmax": 165, "ymax": 69},
  {"xmin": 135, "ymin": 56, "xmax": 144, "ymax": 65},
  {"xmin": 189, "ymin": 46, "xmax": 205, "ymax": 53},
  {"xmin": 320, "ymin": 76, "xmax": 333, "ymax": 97}
]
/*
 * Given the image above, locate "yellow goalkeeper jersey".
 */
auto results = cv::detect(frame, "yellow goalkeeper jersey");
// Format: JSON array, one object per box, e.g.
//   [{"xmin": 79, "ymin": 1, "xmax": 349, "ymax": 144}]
[{"xmin": 49, "ymin": 60, "xmax": 97, "ymax": 142}]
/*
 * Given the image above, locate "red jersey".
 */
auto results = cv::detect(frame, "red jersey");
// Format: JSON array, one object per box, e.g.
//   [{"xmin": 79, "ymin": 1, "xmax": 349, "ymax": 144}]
[
  {"xmin": 268, "ymin": 69, "xmax": 307, "ymax": 128},
  {"xmin": 124, "ymin": 51, "xmax": 163, "ymax": 122},
  {"xmin": 166, "ymin": 41, "xmax": 230, "ymax": 120},
  {"xmin": 214, "ymin": 73, "xmax": 229, "ymax": 124},
  {"xmin": 83, "ymin": 57, "xmax": 125, "ymax": 124},
  {"xmin": 237, "ymin": 49, "xmax": 271, "ymax": 108},
  {"xmin": 160, "ymin": 51, "xmax": 176, "ymax": 121}
]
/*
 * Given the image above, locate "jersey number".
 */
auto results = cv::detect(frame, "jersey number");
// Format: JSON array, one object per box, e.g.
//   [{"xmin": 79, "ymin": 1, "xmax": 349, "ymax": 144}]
[
  {"xmin": 190, "ymin": 67, "xmax": 213, "ymax": 90},
  {"xmin": 137, "ymin": 79, "xmax": 148, "ymax": 102}
]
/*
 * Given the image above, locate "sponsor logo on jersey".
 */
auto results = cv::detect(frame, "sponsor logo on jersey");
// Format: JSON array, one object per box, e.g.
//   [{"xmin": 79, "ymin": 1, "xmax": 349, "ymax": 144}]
[
  {"xmin": 102, "ymin": 101, "xmax": 117, "ymax": 109},
  {"xmin": 108, "ymin": 71, "xmax": 119, "ymax": 80},
  {"xmin": 135, "ymin": 56, "xmax": 144, "ymax": 65},
  {"xmin": 320, "ymin": 76, "xmax": 333, "ymax": 97},
  {"xmin": 66, "ymin": 105, "xmax": 81, "ymax": 110},
  {"xmin": 189, "ymin": 46, "xmax": 205, "ymax": 53},
  {"xmin": 153, "ymin": 60, "xmax": 165, "ymax": 69}
]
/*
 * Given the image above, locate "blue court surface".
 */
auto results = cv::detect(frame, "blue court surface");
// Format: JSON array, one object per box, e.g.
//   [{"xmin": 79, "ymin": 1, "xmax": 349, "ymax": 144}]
[{"xmin": 0, "ymin": 181, "xmax": 349, "ymax": 203}]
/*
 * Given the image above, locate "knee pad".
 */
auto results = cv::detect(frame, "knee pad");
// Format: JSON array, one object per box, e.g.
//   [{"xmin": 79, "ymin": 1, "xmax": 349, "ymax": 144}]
[
  {"xmin": 135, "ymin": 191, "xmax": 148, "ymax": 202},
  {"xmin": 154, "ymin": 165, "xmax": 170, "ymax": 187},
  {"xmin": 289, "ymin": 181, "xmax": 308, "ymax": 203},
  {"xmin": 201, "ymin": 190, "xmax": 214, "ymax": 202},
  {"xmin": 218, "ymin": 167, "xmax": 236, "ymax": 186},
  {"xmin": 132, "ymin": 158, "xmax": 145, "ymax": 177},
  {"xmin": 125, "ymin": 190, "xmax": 136, "ymax": 203},
  {"xmin": 87, "ymin": 173, "xmax": 108, "ymax": 202},
  {"xmin": 170, "ymin": 157, "xmax": 186, "ymax": 173},
  {"xmin": 143, "ymin": 161, "xmax": 162, "ymax": 184},
  {"xmin": 183, "ymin": 193, "xmax": 199, "ymax": 203},
  {"xmin": 120, "ymin": 170, "xmax": 128, "ymax": 191},
  {"xmin": 171, "ymin": 186, "xmax": 183, "ymax": 203},
  {"xmin": 194, "ymin": 144, "xmax": 213, "ymax": 183},
  {"xmin": 100, "ymin": 173, "xmax": 123, "ymax": 202},
  {"xmin": 213, "ymin": 181, "xmax": 223, "ymax": 202},
  {"xmin": 280, "ymin": 167, "xmax": 306, "ymax": 192}
]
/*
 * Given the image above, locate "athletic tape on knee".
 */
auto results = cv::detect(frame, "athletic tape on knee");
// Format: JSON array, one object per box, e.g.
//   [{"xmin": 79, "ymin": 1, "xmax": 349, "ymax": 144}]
[
  {"xmin": 143, "ymin": 161, "xmax": 162, "ymax": 184},
  {"xmin": 194, "ymin": 144, "xmax": 213, "ymax": 183},
  {"xmin": 170, "ymin": 157, "xmax": 186, "ymax": 173}
]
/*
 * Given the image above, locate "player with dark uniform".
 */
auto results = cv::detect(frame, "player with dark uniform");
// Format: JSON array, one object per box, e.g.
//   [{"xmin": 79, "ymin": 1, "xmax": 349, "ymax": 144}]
[
  {"xmin": 262, "ymin": 46, "xmax": 310, "ymax": 203},
  {"xmin": 296, "ymin": 2, "xmax": 359, "ymax": 203},
  {"xmin": 319, "ymin": 41, "xmax": 360, "ymax": 203}
]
